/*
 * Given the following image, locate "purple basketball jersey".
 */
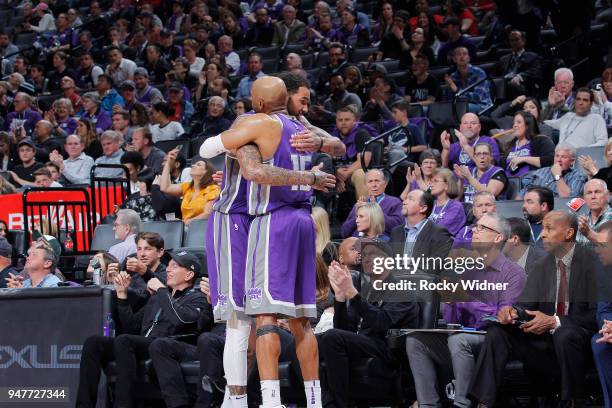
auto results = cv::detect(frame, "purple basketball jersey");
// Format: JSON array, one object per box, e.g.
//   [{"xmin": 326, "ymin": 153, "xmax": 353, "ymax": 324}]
[{"xmin": 247, "ymin": 113, "xmax": 313, "ymax": 215}]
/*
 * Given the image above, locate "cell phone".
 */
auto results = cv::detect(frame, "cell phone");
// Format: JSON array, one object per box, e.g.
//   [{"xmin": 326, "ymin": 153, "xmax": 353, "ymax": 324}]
[{"xmin": 175, "ymin": 144, "xmax": 183, "ymax": 152}]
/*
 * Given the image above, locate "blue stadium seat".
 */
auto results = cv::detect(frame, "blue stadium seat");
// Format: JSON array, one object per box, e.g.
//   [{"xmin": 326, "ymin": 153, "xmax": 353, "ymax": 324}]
[
  {"xmin": 495, "ymin": 200, "xmax": 524, "ymax": 218},
  {"xmin": 576, "ymin": 146, "xmax": 606, "ymax": 172},
  {"xmin": 141, "ymin": 221, "xmax": 184, "ymax": 250},
  {"xmin": 91, "ymin": 224, "xmax": 121, "ymax": 252},
  {"xmin": 183, "ymin": 219, "xmax": 208, "ymax": 248}
]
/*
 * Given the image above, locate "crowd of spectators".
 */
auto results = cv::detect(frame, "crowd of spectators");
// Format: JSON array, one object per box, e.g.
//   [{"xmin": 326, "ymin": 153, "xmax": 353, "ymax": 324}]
[{"xmin": 0, "ymin": 0, "xmax": 611, "ymax": 406}]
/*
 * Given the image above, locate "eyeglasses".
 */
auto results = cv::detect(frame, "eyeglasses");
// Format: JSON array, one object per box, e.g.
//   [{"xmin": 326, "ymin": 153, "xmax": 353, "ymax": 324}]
[{"xmin": 471, "ymin": 223, "xmax": 501, "ymax": 234}]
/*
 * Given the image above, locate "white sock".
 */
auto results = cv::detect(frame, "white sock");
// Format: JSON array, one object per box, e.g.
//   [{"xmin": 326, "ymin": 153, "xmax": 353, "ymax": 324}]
[
  {"xmin": 260, "ymin": 379, "xmax": 282, "ymax": 407},
  {"xmin": 229, "ymin": 393, "xmax": 248, "ymax": 408},
  {"xmin": 304, "ymin": 380, "xmax": 322, "ymax": 408}
]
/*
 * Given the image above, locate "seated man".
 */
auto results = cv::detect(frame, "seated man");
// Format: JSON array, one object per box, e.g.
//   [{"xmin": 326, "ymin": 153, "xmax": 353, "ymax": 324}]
[
  {"xmin": 5, "ymin": 240, "xmax": 60, "ymax": 288},
  {"xmin": 454, "ymin": 191, "xmax": 496, "ymax": 247},
  {"xmin": 341, "ymin": 169, "xmax": 403, "ymax": 238},
  {"xmin": 0, "ymin": 238, "xmax": 17, "ymax": 289},
  {"xmin": 93, "ymin": 130, "xmax": 125, "ymax": 179},
  {"xmin": 441, "ymin": 113, "xmax": 500, "ymax": 169},
  {"xmin": 470, "ymin": 211, "xmax": 598, "ymax": 407},
  {"xmin": 109, "ymin": 209, "xmax": 141, "ymax": 263},
  {"xmin": 503, "ymin": 217, "xmax": 548, "ymax": 275},
  {"xmin": 444, "ymin": 46, "xmax": 492, "ymax": 114},
  {"xmin": 576, "ymin": 179, "xmax": 612, "ymax": 245},
  {"xmin": 124, "ymin": 231, "xmax": 167, "ymax": 305},
  {"xmin": 494, "ymin": 30, "xmax": 542, "ymax": 100},
  {"xmin": 520, "ymin": 143, "xmax": 586, "ymax": 198},
  {"xmin": 406, "ymin": 213, "xmax": 526, "ymax": 408},
  {"xmin": 385, "ymin": 100, "xmax": 427, "ymax": 170},
  {"xmin": 75, "ymin": 251, "xmax": 206, "ymax": 408},
  {"xmin": 319, "ymin": 240, "xmax": 419, "ymax": 407}
]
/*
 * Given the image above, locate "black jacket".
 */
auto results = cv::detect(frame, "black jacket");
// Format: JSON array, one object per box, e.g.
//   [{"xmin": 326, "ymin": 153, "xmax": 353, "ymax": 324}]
[
  {"xmin": 494, "ymin": 51, "xmax": 542, "ymax": 87},
  {"xmin": 117, "ymin": 285, "xmax": 209, "ymax": 338}
]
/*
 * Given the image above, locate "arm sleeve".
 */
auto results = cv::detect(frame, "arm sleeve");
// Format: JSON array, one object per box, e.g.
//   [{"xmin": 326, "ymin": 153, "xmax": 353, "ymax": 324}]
[{"xmin": 531, "ymin": 136, "xmax": 555, "ymax": 168}]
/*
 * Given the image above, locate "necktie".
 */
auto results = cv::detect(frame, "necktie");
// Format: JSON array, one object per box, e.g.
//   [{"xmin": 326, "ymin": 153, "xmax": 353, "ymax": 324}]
[
  {"xmin": 556, "ymin": 260, "xmax": 567, "ymax": 316},
  {"xmin": 508, "ymin": 54, "xmax": 519, "ymax": 74}
]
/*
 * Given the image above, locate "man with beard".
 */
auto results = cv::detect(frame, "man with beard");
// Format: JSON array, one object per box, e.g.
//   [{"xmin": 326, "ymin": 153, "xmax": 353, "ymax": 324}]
[
  {"xmin": 521, "ymin": 186, "xmax": 554, "ymax": 247},
  {"xmin": 133, "ymin": 67, "xmax": 164, "ymax": 108}
]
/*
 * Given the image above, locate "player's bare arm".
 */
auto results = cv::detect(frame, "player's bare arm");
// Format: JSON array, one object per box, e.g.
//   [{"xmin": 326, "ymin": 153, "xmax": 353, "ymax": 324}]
[
  {"xmin": 293, "ymin": 116, "xmax": 347, "ymax": 157},
  {"xmin": 236, "ymin": 144, "xmax": 336, "ymax": 192}
]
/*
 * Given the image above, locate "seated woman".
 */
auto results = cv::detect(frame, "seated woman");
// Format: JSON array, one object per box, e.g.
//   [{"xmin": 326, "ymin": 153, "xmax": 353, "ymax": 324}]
[
  {"xmin": 454, "ymin": 142, "xmax": 508, "ymax": 203},
  {"xmin": 400, "ymin": 148, "xmax": 441, "ymax": 200},
  {"xmin": 120, "ymin": 151, "xmax": 145, "ymax": 194},
  {"xmin": 355, "ymin": 202, "xmax": 389, "ymax": 242},
  {"xmin": 504, "ymin": 111, "xmax": 555, "ymax": 178},
  {"xmin": 491, "ymin": 95, "xmax": 554, "ymax": 139},
  {"xmin": 160, "ymin": 149, "xmax": 220, "ymax": 226},
  {"xmin": 578, "ymin": 137, "xmax": 612, "ymax": 191},
  {"xmin": 120, "ymin": 168, "xmax": 160, "ymax": 222},
  {"xmin": 429, "ymin": 168, "xmax": 466, "ymax": 236},
  {"xmin": 86, "ymin": 251, "xmax": 120, "ymax": 285}
]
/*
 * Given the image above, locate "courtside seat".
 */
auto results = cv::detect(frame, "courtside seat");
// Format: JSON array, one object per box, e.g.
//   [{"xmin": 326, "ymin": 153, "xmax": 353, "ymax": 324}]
[{"xmin": 91, "ymin": 224, "xmax": 121, "ymax": 251}]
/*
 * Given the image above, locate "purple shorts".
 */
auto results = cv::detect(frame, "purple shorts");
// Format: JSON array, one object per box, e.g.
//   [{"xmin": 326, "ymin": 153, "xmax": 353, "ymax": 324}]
[
  {"xmin": 244, "ymin": 206, "xmax": 317, "ymax": 318},
  {"xmin": 207, "ymin": 211, "xmax": 253, "ymax": 321}
]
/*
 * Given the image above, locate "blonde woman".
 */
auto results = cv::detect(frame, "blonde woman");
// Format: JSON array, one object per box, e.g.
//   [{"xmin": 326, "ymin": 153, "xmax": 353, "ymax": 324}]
[
  {"xmin": 578, "ymin": 138, "xmax": 612, "ymax": 191},
  {"xmin": 312, "ymin": 207, "xmax": 337, "ymax": 264},
  {"xmin": 428, "ymin": 168, "xmax": 466, "ymax": 236},
  {"xmin": 355, "ymin": 202, "xmax": 389, "ymax": 241}
]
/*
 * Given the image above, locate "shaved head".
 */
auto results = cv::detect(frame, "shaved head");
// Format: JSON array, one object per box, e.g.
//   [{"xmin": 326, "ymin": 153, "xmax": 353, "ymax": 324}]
[{"xmin": 251, "ymin": 76, "xmax": 288, "ymax": 114}]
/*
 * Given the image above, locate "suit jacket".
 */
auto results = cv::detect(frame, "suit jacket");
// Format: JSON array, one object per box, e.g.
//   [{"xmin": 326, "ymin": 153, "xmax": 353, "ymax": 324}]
[
  {"xmin": 524, "ymin": 245, "xmax": 548, "ymax": 275},
  {"xmin": 271, "ymin": 20, "xmax": 306, "ymax": 46},
  {"xmin": 390, "ymin": 219, "xmax": 453, "ymax": 275},
  {"xmin": 516, "ymin": 244, "xmax": 597, "ymax": 332},
  {"xmin": 496, "ymin": 51, "xmax": 542, "ymax": 85}
]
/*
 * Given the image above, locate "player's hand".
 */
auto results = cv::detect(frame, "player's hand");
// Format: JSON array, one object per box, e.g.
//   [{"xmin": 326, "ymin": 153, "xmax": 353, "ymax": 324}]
[
  {"xmin": 520, "ymin": 310, "xmax": 556, "ymax": 334},
  {"xmin": 311, "ymin": 163, "xmax": 336, "ymax": 192},
  {"xmin": 290, "ymin": 130, "xmax": 322, "ymax": 153}
]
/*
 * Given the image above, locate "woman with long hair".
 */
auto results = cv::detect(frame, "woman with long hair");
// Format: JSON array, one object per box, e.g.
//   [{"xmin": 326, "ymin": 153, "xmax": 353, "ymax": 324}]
[
  {"xmin": 372, "ymin": 2, "xmax": 394, "ymax": 43},
  {"xmin": 400, "ymin": 27, "xmax": 435, "ymax": 68},
  {"xmin": 355, "ymin": 202, "xmax": 389, "ymax": 241},
  {"xmin": 76, "ymin": 119, "xmax": 103, "ymax": 160},
  {"xmin": 428, "ymin": 168, "xmax": 466, "ymax": 236},
  {"xmin": 160, "ymin": 149, "xmax": 220, "ymax": 225},
  {"xmin": 491, "ymin": 95, "xmax": 554, "ymax": 139},
  {"xmin": 312, "ymin": 206, "xmax": 337, "ymax": 265},
  {"xmin": 504, "ymin": 111, "xmax": 555, "ymax": 177},
  {"xmin": 195, "ymin": 62, "xmax": 224, "ymax": 102}
]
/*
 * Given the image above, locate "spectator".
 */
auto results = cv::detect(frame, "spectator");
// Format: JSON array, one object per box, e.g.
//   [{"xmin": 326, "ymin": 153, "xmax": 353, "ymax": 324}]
[
  {"xmin": 245, "ymin": 7, "xmax": 275, "ymax": 47},
  {"xmin": 96, "ymin": 75, "xmax": 125, "ymax": 116},
  {"xmin": 312, "ymin": 206, "xmax": 337, "ymax": 265},
  {"xmin": 342, "ymin": 169, "xmax": 403, "ymax": 238},
  {"xmin": 0, "ymin": 131, "xmax": 13, "ymax": 171},
  {"xmin": 285, "ymin": 52, "xmax": 303, "ymax": 70},
  {"xmin": 33, "ymin": 167, "xmax": 62, "ymax": 188},
  {"xmin": 335, "ymin": 0, "xmax": 370, "ymax": 29},
  {"xmin": 160, "ymin": 149, "xmax": 220, "ymax": 225},
  {"xmin": 303, "ymin": 12, "xmax": 336, "ymax": 51},
  {"xmin": 120, "ymin": 151, "xmax": 145, "ymax": 194},
  {"xmin": 441, "ymin": 112, "xmax": 500, "ymax": 168},
  {"xmin": 105, "ymin": 46, "xmax": 137, "ymax": 85},
  {"xmin": 159, "ymin": 30, "xmax": 182, "ymax": 63},
  {"xmin": 494, "ymin": 30, "xmax": 542, "ymax": 99},
  {"xmin": 25, "ymin": 3, "xmax": 56, "ymax": 33},
  {"xmin": 75, "ymin": 252, "xmax": 205, "ymax": 408},
  {"xmin": 5, "ymin": 92, "xmax": 42, "ymax": 137},
  {"xmin": 58, "ymin": 77, "xmax": 82, "ymax": 114},
  {"xmin": 149, "ymin": 102, "xmax": 183, "ymax": 143},
  {"xmin": 46, "ymin": 98, "xmax": 78, "ymax": 138},
  {"xmin": 443, "ymin": 0, "xmax": 479, "ymax": 35},
  {"xmin": 80, "ymin": 92, "xmax": 112, "ymax": 134},
  {"xmin": 337, "ymin": 236, "xmax": 361, "ymax": 271},
  {"xmin": 144, "ymin": 44, "xmax": 172, "ymax": 85},
  {"xmin": 130, "ymin": 127, "xmax": 166, "ymax": 175},
  {"xmin": 342, "ymin": 64, "xmax": 367, "ymax": 103},
  {"xmin": 73, "ymin": 31, "xmax": 104, "ymax": 63},
  {"xmin": 491, "ymin": 95, "xmax": 555, "ymax": 139},
  {"xmin": 545, "ymin": 87, "xmax": 608, "ymax": 148},
  {"xmin": 503, "ymin": 217, "xmax": 548, "ymax": 273},
  {"xmin": 372, "ymin": 2, "xmax": 394, "ymax": 43},
  {"xmin": 109, "ymin": 208, "xmax": 141, "ymax": 263},
  {"xmin": 119, "ymin": 80, "xmax": 139, "ymax": 111},
  {"xmin": 220, "ymin": 12, "xmax": 244, "ymax": 50},
  {"xmin": 194, "ymin": 63, "xmax": 224, "ymax": 102},
  {"xmin": 47, "ymin": 52, "xmax": 77, "ymax": 93},
  {"xmin": 0, "ymin": 238, "xmax": 17, "ymax": 289},
  {"xmin": 317, "ymin": 42, "xmax": 348, "ymax": 93},
  {"xmin": 166, "ymin": 81, "xmax": 195, "ymax": 125},
  {"xmin": 401, "ymin": 149, "xmax": 442, "ymax": 198},
  {"xmin": 111, "ymin": 110, "xmax": 132, "ymax": 143},
  {"xmin": 386, "ymin": 100, "xmax": 427, "ymax": 167},
  {"xmin": 216, "ymin": 35, "xmax": 240, "ymax": 76},
  {"xmin": 93, "ymin": 130, "xmax": 125, "ymax": 179},
  {"xmin": 591, "ymin": 67, "xmax": 612, "ymax": 131},
  {"xmin": 522, "ymin": 186, "xmax": 554, "ymax": 246},
  {"xmin": 76, "ymin": 119, "xmax": 103, "ymax": 160},
  {"xmin": 0, "ymin": 29, "xmax": 19, "ymax": 64},
  {"xmin": 198, "ymin": 96, "xmax": 232, "ymax": 137},
  {"xmin": 470, "ymin": 211, "xmax": 597, "ymax": 408},
  {"xmin": 86, "ymin": 251, "xmax": 119, "ymax": 284},
  {"xmin": 183, "ymin": 39, "xmax": 205, "ymax": 77},
  {"xmin": 77, "ymin": 52, "xmax": 104, "ymax": 89},
  {"xmin": 520, "ymin": 144, "xmax": 586, "ymax": 198},
  {"xmin": 48, "ymin": 134, "xmax": 94, "ymax": 185},
  {"xmin": 236, "ymin": 53, "xmax": 265, "ymax": 100},
  {"xmin": 352, "ymin": 202, "xmax": 389, "ymax": 241},
  {"xmin": 444, "ymin": 46, "xmax": 492, "ymax": 113},
  {"xmin": 505, "ymin": 110, "xmax": 555, "ymax": 177},
  {"xmin": 272, "ymin": 5, "xmax": 306, "ymax": 47},
  {"xmin": 579, "ymin": 138, "xmax": 612, "ymax": 191},
  {"xmin": 121, "ymin": 168, "xmax": 161, "ymax": 222},
  {"xmin": 233, "ymin": 98, "xmax": 252, "ymax": 116},
  {"xmin": 33, "ymin": 120, "xmax": 63, "ymax": 163},
  {"xmin": 436, "ymin": 17, "xmax": 476, "ymax": 65},
  {"xmin": 455, "ymin": 142, "xmax": 507, "ymax": 203},
  {"xmin": 542, "ymin": 67, "xmax": 576, "ymax": 120},
  {"xmin": 5, "ymin": 240, "xmax": 60, "ymax": 288},
  {"xmin": 332, "ymin": 8, "xmax": 370, "ymax": 47},
  {"xmin": 9, "ymin": 140, "xmax": 44, "ymax": 187},
  {"xmin": 576, "ymin": 179, "xmax": 612, "ymax": 245},
  {"xmin": 332, "ymin": 105, "xmax": 376, "ymax": 199},
  {"xmin": 45, "ymin": 162, "xmax": 62, "ymax": 185},
  {"xmin": 313, "ymin": 74, "xmax": 362, "ymax": 124},
  {"xmin": 429, "ymin": 168, "xmax": 466, "ymax": 236},
  {"xmin": 133, "ymin": 68, "xmax": 164, "ymax": 108},
  {"xmin": 376, "ymin": 10, "xmax": 411, "ymax": 61},
  {"xmin": 362, "ymin": 75, "xmax": 403, "ymax": 122},
  {"xmin": 407, "ymin": 213, "xmax": 526, "ymax": 408},
  {"xmin": 454, "ymin": 190, "xmax": 496, "ymax": 246},
  {"xmin": 403, "ymin": 53, "xmax": 440, "ymax": 107}
]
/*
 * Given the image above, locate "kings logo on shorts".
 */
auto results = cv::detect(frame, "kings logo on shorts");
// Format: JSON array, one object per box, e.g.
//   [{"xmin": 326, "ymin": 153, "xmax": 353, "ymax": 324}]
[{"xmin": 247, "ymin": 287, "xmax": 263, "ymax": 307}]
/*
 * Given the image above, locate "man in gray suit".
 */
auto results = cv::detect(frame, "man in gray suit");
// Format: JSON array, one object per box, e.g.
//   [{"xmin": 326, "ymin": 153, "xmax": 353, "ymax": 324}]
[{"xmin": 271, "ymin": 5, "xmax": 306, "ymax": 47}]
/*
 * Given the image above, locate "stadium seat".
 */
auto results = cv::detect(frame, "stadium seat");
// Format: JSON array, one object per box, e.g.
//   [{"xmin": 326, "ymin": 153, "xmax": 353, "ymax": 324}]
[
  {"xmin": 506, "ymin": 177, "xmax": 522, "ymax": 200},
  {"xmin": 349, "ymin": 46, "xmax": 378, "ymax": 62},
  {"xmin": 0, "ymin": 9, "xmax": 11, "ymax": 25},
  {"xmin": 379, "ymin": 59, "xmax": 401, "ymax": 73},
  {"xmin": 183, "ymin": 219, "xmax": 208, "ymax": 248},
  {"xmin": 299, "ymin": 53, "xmax": 315, "ymax": 69},
  {"xmin": 154, "ymin": 138, "xmax": 192, "ymax": 157},
  {"xmin": 254, "ymin": 46, "xmax": 280, "ymax": 60},
  {"xmin": 141, "ymin": 221, "xmax": 184, "ymax": 249},
  {"xmin": 317, "ymin": 51, "xmax": 329, "ymax": 67},
  {"xmin": 495, "ymin": 200, "xmax": 524, "ymax": 218},
  {"xmin": 409, "ymin": 103, "xmax": 424, "ymax": 118},
  {"xmin": 190, "ymin": 136, "xmax": 206, "ymax": 159},
  {"xmin": 283, "ymin": 43, "xmax": 304, "ymax": 55},
  {"xmin": 208, "ymin": 153, "xmax": 226, "ymax": 173},
  {"xmin": 261, "ymin": 58, "xmax": 279, "ymax": 74},
  {"xmin": 575, "ymin": 146, "xmax": 606, "ymax": 171},
  {"xmin": 14, "ymin": 32, "xmax": 36, "ymax": 47},
  {"xmin": 491, "ymin": 77, "xmax": 507, "ymax": 102},
  {"xmin": 91, "ymin": 224, "xmax": 121, "ymax": 252},
  {"xmin": 7, "ymin": 230, "xmax": 26, "ymax": 256},
  {"xmin": 427, "ymin": 101, "xmax": 466, "ymax": 128}
]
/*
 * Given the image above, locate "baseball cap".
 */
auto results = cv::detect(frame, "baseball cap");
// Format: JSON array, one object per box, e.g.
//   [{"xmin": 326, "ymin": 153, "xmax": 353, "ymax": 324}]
[
  {"xmin": 32, "ymin": 230, "xmax": 62, "ymax": 257},
  {"xmin": 33, "ymin": 2, "xmax": 49, "ymax": 12},
  {"xmin": 18, "ymin": 139, "xmax": 35, "ymax": 149},
  {"xmin": 134, "ymin": 67, "xmax": 149, "ymax": 78},
  {"xmin": 168, "ymin": 81, "xmax": 183, "ymax": 92},
  {"xmin": 169, "ymin": 250, "xmax": 201, "ymax": 277},
  {"xmin": 120, "ymin": 80, "xmax": 136, "ymax": 90},
  {"xmin": 82, "ymin": 92, "xmax": 100, "ymax": 104},
  {"xmin": 0, "ymin": 237, "xmax": 12, "ymax": 258}
]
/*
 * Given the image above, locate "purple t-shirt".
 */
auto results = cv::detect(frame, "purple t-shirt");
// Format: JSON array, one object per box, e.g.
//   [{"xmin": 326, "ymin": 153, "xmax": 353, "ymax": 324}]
[
  {"xmin": 428, "ymin": 198, "xmax": 466, "ymax": 237},
  {"xmin": 505, "ymin": 141, "xmax": 533, "ymax": 177},
  {"xmin": 448, "ymin": 136, "xmax": 500, "ymax": 169}
]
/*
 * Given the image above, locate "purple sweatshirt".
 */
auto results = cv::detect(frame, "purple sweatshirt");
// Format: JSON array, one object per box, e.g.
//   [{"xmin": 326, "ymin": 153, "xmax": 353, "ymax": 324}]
[
  {"xmin": 429, "ymin": 198, "xmax": 466, "ymax": 237},
  {"xmin": 341, "ymin": 194, "xmax": 404, "ymax": 238}
]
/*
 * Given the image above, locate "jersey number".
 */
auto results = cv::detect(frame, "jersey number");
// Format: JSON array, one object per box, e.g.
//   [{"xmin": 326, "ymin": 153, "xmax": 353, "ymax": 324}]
[{"xmin": 291, "ymin": 154, "xmax": 312, "ymax": 191}]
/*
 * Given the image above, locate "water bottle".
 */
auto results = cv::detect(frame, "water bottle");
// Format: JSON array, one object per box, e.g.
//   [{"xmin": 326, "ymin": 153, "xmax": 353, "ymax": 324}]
[{"xmin": 103, "ymin": 313, "xmax": 115, "ymax": 337}]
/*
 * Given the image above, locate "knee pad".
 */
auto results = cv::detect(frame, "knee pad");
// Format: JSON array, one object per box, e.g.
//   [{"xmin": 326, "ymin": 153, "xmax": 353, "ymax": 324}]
[{"xmin": 222, "ymin": 312, "xmax": 251, "ymax": 386}]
